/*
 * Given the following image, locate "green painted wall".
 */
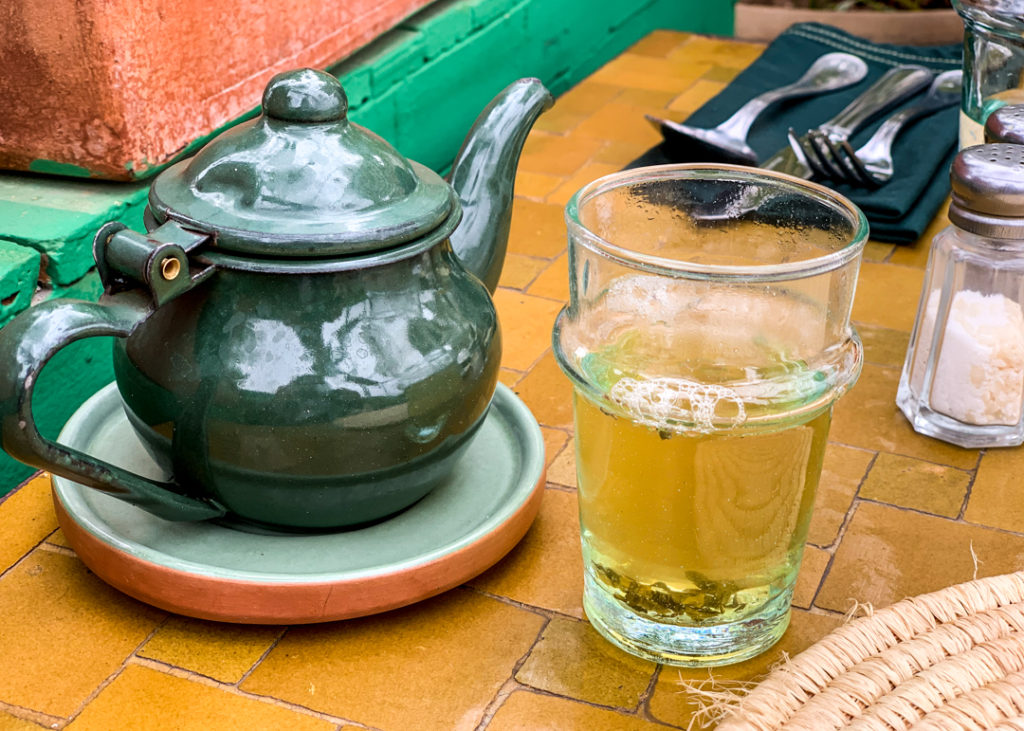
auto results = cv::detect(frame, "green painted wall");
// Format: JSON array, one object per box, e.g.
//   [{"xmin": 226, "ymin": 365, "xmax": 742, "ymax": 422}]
[
  {"xmin": 346, "ymin": 0, "xmax": 732, "ymax": 171},
  {"xmin": 0, "ymin": 0, "xmax": 731, "ymax": 492}
]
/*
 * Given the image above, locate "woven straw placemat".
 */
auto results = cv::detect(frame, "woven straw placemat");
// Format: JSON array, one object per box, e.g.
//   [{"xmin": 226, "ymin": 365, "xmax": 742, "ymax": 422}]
[{"xmin": 717, "ymin": 571, "xmax": 1024, "ymax": 730}]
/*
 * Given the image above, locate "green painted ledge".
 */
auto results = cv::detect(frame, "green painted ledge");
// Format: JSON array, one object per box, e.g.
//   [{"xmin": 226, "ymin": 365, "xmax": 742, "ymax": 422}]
[{"xmin": 0, "ymin": 0, "xmax": 732, "ymax": 492}]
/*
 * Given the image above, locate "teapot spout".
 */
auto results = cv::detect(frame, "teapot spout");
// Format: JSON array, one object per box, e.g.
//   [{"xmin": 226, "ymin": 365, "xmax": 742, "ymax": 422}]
[{"xmin": 448, "ymin": 78, "xmax": 554, "ymax": 293}]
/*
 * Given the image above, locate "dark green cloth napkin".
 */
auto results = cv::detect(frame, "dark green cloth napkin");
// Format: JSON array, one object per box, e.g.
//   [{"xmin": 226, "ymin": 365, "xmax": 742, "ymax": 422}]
[{"xmin": 629, "ymin": 22, "xmax": 962, "ymax": 244}]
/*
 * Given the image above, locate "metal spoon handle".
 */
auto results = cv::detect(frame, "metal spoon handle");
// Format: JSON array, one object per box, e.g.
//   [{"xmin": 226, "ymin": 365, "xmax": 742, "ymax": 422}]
[
  {"xmin": 717, "ymin": 52, "xmax": 868, "ymax": 142},
  {"xmin": 856, "ymin": 70, "xmax": 962, "ymax": 158},
  {"xmin": 820, "ymin": 65, "xmax": 934, "ymax": 140}
]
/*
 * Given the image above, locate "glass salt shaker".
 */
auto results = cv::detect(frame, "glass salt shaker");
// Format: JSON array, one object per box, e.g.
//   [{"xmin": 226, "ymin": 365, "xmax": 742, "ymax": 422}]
[
  {"xmin": 896, "ymin": 143, "xmax": 1024, "ymax": 448},
  {"xmin": 954, "ymin": 0, "xmax": 1024, "ymax": 148}
]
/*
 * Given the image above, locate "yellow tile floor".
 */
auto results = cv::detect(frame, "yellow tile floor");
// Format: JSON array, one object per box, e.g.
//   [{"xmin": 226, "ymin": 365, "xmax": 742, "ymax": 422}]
[{"xmin": 1, "ymin": 30, "xmax": 1021, "ymax": 730}]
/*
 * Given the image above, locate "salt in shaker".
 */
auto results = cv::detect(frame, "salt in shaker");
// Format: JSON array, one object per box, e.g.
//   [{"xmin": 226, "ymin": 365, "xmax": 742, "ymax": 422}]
[{"xmin": 896, "ymin": 143, "xmax": 1024, "ymax": 447}]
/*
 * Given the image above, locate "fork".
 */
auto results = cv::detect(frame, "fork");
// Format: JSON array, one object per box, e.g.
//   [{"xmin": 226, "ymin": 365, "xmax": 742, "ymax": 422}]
[
  {"xmin": 802, "ymin": 70, "xmax": 962, "ymax": 187},
  {"xmin": 772, "ymin": 64, "xmax": 934, "ymax": 179},
  {"xmin": 644, "ymin": 52, "xmax": 867, "ymax": 165}
]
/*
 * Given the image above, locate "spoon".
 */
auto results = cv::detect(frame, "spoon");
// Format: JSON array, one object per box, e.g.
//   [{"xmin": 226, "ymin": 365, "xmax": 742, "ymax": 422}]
[
  {"xmin": 837, "ymin": 69, "xmax": 962, "ymax": 185},
  {"xmin": 645, "ymin": 51, "xmax": 869, "ymax": 166}
]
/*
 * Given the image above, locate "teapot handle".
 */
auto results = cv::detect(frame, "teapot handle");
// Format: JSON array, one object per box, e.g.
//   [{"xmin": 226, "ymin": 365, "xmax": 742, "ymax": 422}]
[{"xmin": 0, "ymin": 294, "xmax": 226, "ymax": 521}]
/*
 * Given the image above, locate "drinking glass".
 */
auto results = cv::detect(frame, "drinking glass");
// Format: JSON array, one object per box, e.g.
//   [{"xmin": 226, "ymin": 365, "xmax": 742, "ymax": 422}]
[{"xmin": 553, "ymin": 165, "xmax": 867, "ymax": 666}]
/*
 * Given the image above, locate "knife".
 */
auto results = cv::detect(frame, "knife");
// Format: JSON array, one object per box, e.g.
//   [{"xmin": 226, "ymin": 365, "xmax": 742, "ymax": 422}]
[{"xmin": 761, "ymin": 65, "xmax": 935, "ymax": 178}]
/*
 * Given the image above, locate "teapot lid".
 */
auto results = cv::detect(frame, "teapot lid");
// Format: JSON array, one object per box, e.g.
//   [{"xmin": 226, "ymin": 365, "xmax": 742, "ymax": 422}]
[{"xmin": 148, "ymin": 68, "xmax": 454, "ymax": 257}]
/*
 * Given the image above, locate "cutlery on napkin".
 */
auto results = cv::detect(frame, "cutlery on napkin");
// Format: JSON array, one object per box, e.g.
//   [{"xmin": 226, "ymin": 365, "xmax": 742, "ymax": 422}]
[{"xmin": 629, "ymin": 22, "xmax": 963, "ymax": 244}]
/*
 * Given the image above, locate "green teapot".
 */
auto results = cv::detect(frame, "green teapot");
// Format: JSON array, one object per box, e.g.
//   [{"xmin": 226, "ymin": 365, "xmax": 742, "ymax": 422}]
[{"xmin": 0, "ymin": 69, "xmax": 552, "ymax": 530}]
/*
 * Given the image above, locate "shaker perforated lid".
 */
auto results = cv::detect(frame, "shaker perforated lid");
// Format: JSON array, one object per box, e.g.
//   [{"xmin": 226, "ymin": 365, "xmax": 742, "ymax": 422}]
[
  {"xmin": 985, "ymin": 105, "xmax": 1024, "ymax": 144},
  {"xmin": 949, "ymin": 143, "xmax": 1024, "ymax": 237}
]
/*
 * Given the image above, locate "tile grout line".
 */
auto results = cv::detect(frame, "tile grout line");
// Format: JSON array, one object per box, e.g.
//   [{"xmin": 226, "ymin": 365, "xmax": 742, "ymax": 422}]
[
  {"xmin": 510, "ymin": 289, "xmax": 567, "ymax": 306},
  {"xmin": 499, "ymin": 241, "xmax": 564, "ymax": 265},
  {"xmin": 544, "ymin": 482, "xmax": 576, "ymax": 495},
  {"xmin": 497, "ymin": 683, "xmax": 670, "ymax": 723},
  {"xmin": 130, "ymin": 656, "xmax": 374, "ymax": 729},
  {"xmin": 855, "ymin": 495, "xmax": 966, "ymax": 522},
  {"xmin": 0, "ymin": 475, "xmax": 31, "ymax": 509},
  {"xmin": 803, "ymin": 490, "xmax": 1000, "ymax": 616},
  {"xmin": 0, "ymin": 533, "xmax": 76, "ymax": 584},
  {"xmin": 823, "ymin": 439, "xmax": 879, "ymax": 457},
  {"xmin": 466, "ymin": 597, "xmax": 668, "ymax": 726},
  {"xmin": 474, "ymin": 676, "xmax": 527, "ymax": 730},
  {"xmin": 7, "ymin": 541, "xmax": 398, "ymax": 729},
  {"xmin": 0, "ymin": 478, "xmax": 55, "ymax": 584},
  {"xmin": 955, "ymin": 448, "xmax": 984, "ymax": 521},
  {"xmin": 543, "ymin": 428, "xmax": 574, "ymax": 469},
  {"xmin": 232, "ymin": 626, "xmax": 288, "ymax": 688},
  {"xmin": 0, "ymin": 699, "xmax": 65, "ymax": 730},
  {"xmin": 464, "ymin": 583, "xmax": 693, "ymax": 723},
  {"xmin": 517, "ymin": 252, "xmax": 561, "ymax": 293},
  {"xmin": 826, "ymin": 436, "xmax": 975, "ymax": 472},
  {"xmin": 510, "ymin": 345, "xmax": 553, "ymax": 383},
  {"xmin": 0, "ymin": 469, "xmax": 55, "ymax": 506},
  {"xmin": 809, "ymin": 450, "xmax": 878, "ymax": 553},
  {"xmin": 55, "ymin": 615, "xmax": 173, "ymax": 728},
  {"xmin": 806, "ymin": 605, "xmax": 850, "ymax": 618},
  {"xmin": 37, "ymin": 543, "xmax": 76, "ymax": 558},
  {"xmin": 649, "ymin": 665, "xmax": 748, "ymax": 731},
  {"xmin": 852, "ymin": 494, "xmax": 1024, "ymax": 538},
  {"xmin": 464, "ymin": 585, "xmax": 581, "ymax": 623},
  {"xmin": 636, "ymin": 663, "xmax": 670, "ymax": 726},
  {"xmin": 808, "ymin": 450, "xmax": 879, "ymax": 611},
  {"xmin": 474, "ymin": 614, "xmax": 552, "ymax": 730}
]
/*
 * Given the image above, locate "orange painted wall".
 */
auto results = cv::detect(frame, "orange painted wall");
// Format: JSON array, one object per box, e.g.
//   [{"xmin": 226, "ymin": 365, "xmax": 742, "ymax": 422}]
[{"xmin": 0, "ymin": 0, "xmax": 433, "ymax": 180}]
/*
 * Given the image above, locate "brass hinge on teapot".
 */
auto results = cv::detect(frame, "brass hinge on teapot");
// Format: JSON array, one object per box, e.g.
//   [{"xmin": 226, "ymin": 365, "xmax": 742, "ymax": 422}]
[{"xmin": 93, "ymin": 220, "xmax": 216, "ymax": 307}]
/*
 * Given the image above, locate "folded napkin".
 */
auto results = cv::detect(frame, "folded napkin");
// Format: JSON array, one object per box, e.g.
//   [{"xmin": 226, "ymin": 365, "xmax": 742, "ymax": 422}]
[{"xmin": 629, "ymin": 22, "xmax": 963, "ymax": 244}]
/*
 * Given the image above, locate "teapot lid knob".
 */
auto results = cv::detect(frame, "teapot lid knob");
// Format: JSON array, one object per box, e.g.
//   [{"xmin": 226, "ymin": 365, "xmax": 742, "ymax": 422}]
[
  {"xmin": 148, "ymin": 66, "xmax": 454, "ymax": 256},
  {"xmin": 262, "ymin": 68, "xmax": 348, "ymax": 123}
]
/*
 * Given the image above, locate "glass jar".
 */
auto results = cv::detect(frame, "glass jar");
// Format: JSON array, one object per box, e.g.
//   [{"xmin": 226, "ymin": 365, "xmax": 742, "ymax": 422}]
[
  {"xmin": 897, "ymin": 143, "xmax": 1024, "ymax": 447},
  {"xmin": 955, "ymin": 1, "xmax": 1024, "ymax": 148}
]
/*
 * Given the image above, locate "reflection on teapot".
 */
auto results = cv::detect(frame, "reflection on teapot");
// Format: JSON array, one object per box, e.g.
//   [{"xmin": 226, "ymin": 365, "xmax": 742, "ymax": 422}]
[{"xmin": 0, "ymin": 69, "xmax": 553, "ymax": 530}]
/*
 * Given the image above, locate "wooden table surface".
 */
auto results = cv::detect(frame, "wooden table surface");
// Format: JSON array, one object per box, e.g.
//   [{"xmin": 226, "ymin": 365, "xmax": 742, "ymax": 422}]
[{"xmin": 2, "ymin": 30, "xmax": 1022, "ymax": 731}]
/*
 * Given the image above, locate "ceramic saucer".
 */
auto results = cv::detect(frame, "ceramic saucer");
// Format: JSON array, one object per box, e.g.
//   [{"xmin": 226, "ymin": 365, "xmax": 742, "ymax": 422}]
[{"xmin": 51, "ymin": 383, "xmax": 545, "ymax": 624}]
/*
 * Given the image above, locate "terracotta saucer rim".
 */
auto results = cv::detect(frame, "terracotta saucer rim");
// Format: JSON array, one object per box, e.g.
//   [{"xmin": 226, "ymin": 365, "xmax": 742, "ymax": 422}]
[
  {"xmin": 52, "ymin": 382, "xmax": 543, "ymax": 582},
  {"xmin": 49, "ymin": 380, "xmax": 544, "ymax": 597},
  {"xmin": 52, "ymin": 467, "xmax": 545, "ymax": 623}
]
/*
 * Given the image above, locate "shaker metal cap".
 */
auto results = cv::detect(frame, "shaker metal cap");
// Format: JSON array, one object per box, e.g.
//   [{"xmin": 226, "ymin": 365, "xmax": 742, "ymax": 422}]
[
  {"xmin": 147, "ymin": 68, "xmax": 454, "ymax": 258},
  {"xmin": 949, "ymin": 143, "xmax": 1024, "ymax": 237},
  {"xmin": 985, "ymin": 105, "xmax": 1024, "ymax": 145}
]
